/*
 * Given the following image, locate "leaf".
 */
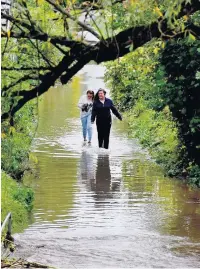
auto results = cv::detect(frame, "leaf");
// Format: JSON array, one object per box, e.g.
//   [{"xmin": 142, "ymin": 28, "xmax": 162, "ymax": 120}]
[
  {"xmin": 129, "ymin": 0, "xmax": 137, "ymax": 5},
  {"xmin": 188, "ymin": 33, "xmax": 196, "ymax": 42},
  {"xmin": 183, "ymin": 15, "xmax": 188, "ymax": 21},
  {"xmin": 161, "ymin": 42, "xmax": 166, "ymax": 49},
  {"xmin": 195, "ymin": 71, "xmax": 200, "ymax": 80},
  {"xmin": 7, "ymin": 30, "xmax": 11, "ymax": 38},
  {"xmin": 154, "ymin": 7, "xmax": 163, "ymax": 17},
  {"xmin": 153, "ymin": 47, "xmax": 159, "ymax": 55},
  {"xmin": 129, "ymin": 43, "xmax": 134, "ymax": 52},
  {"xmin": 47, "ymin": 38, "xmax": 51, "ymax": 49},
  {"xmin": 38, "ymin": 0, "xmax": 44, "ymax": 4},
  {"xmin": 29, "ymin": 153, "xmax": 38, "ymax": 164},
  {"xmin": 139, "ymin": 47, "xmax": 144, "ymax": 54},
  {"xmin": 9, "ymin": 127, "xmax": 16, "ymax": 135},
  {"xmin": 1, "ymin": 133, "xmax": 6, "ymax": 139}
]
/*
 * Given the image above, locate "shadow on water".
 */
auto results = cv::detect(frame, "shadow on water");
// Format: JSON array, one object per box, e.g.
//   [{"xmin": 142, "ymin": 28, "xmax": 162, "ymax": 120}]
[{"xmin": 15, "ymin": 65, "xmax": 200, "ymax": 268}]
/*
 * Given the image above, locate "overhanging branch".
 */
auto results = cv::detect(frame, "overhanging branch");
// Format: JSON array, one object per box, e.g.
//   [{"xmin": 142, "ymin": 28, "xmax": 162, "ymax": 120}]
[
  {"xmin": 2, "ymin": 0, "xmax": 200, "ymax": 122},
  {"xmin": 2, "ymin": 74, "xmax": 39, "ymax": 94},
  {"xmin": 2, "ymin": 66, "xmax": 52, "ymax": 71},
  {"xmin": 92, "ymin": 0, "xmax": 200, "ymax": 64},
  {"xmin": 45, "ymin": 0, "xmax": 101, "ymax": 40},
  {"xmin": 1, "ymin": 13, "xmax": 87, "ymax": 48}
]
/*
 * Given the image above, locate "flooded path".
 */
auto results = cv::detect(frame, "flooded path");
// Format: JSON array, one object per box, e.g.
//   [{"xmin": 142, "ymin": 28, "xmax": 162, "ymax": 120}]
[{"xmin": 14, "ymin": 65, "xmax": 200, "ymax": 268}]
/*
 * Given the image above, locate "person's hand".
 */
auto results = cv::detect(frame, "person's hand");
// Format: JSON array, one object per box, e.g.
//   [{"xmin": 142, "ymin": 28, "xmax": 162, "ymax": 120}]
[
  {"xmin": 82, "ymin": 104, "xmax": 88, "ymax": 109},
  {"xmin": 82, "ymin": 104, "xmax": 88, "ymax": 112}
]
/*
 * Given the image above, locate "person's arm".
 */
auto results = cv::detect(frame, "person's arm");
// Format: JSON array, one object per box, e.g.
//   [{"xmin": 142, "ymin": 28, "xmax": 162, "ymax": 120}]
[
  {"xmin": 91, "ymin": 101, "xmax": 97, "ymax": 123},
  {"xmin": 110, "ymin": 100, "xmax": 122, "ymax": 120},
  {"xmin": 78, "ymin": 96, "xmax": 88, "ymax": 111},
  {"xmin": 78, "ymin": 96, "xmax": 84, "ymax": 109}
]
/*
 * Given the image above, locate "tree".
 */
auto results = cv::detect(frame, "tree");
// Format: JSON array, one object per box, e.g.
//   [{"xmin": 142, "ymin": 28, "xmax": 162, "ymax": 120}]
[
  {"xmin": 1, "ymin": 0, "xmax": 200, "ymax": 121},
  {"xmin": 159, "ymin": 40, "xmax": 200, "ymax": 167}
]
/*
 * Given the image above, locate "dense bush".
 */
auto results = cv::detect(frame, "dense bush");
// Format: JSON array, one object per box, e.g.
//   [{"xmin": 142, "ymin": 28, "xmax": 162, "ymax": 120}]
[
  {"xmin": 1, "ymin": 172, "xmax": 34, "ymax": 232},
  {"xmin": 1, "ymin": 100, "xmax": 36, "ymax": 231},
  {"xmin": 1, "ymin": 101, "xmax": 37, "ymax": 179},
  {"xmin": 158, "ymin": 40, "xmax": 200, "ymax": 168},
  {"xmin": 104, "ymin": 40, "xmax": 160, "ymax": 110},
  {"xmin": 105, "ymin": 38, "xmax": 200, "ymax": 186},
  {"xmin": 127, "ymin": 100, "xmax": 180, "ymax": 176}
]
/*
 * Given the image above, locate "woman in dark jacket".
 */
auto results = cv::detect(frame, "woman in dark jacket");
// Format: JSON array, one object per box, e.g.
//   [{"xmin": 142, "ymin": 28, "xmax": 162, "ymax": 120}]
[{"xmin": 91, "ymin": 88, "xmax": 122, "ymax": 149}]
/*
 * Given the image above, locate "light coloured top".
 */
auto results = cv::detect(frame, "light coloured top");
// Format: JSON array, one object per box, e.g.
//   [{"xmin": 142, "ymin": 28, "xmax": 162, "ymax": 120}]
[{"xmin": 78, "ymin": 95, "xmax": 93, "ymax": 118}]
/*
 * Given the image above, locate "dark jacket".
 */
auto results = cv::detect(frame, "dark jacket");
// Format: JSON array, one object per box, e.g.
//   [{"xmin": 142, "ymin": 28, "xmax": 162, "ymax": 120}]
[{"xmin": 91, "ymin": 98, "xmax": 122, "ymax": 123}]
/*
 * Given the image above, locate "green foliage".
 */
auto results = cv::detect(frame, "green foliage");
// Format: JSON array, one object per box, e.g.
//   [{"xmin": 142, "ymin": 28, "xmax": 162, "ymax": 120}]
[
  {"xmin": 1, "ymin": 171, "xmax": 34, "ymax": 232},
  {"xmin": 12, "ymin": 186, "xmax": 34, "ymax": 212},
  {"xmin": 2, "ymin": 0, "xmax": 198, "ymax": 120},
  {"xmin": 1, "ymin": 101, "xmax": 37, "ymax": 179},
  {"xmin": 102, "ymin": 0, "xmax": 190, "ymax": 35},
  {"xmin": 1, "ymin": 134, "xmax": 30, "ymax": 178},
  {"xmin": 127, "ymin": 100, "xmax": 180, "ymax": 176},
  {"xmin": 1, "ymin": 0, "xmax": 66, "ymax": 114},
  {"xmin": 157, "ymin": 40, "xmax": 200, "ymax": 167},
  {"xmin": 1, "ymin": 38, "xmax": 63, "ymax": 108},
  {"xmin": 188, "ymin": 165, "xmax": 200, "ymax": 187},
  {"xmin": 105, "ymin": 36, "xmax": 200, "ymax": 186},
  {"xmin": 104, "ymin": 40, "xmax": 162, "ymax": 110}
]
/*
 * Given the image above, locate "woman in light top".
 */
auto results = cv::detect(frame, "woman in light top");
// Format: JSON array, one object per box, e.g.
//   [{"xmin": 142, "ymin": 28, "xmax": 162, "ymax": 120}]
[{"xmin": 78, "ymin": 90, "xmax": 94, "ymax": 144}]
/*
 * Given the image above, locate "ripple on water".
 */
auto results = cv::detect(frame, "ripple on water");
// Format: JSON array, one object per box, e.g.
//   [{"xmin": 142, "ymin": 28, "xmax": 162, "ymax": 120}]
[{"xmin": 16, "ymin": 81, "xmax": 200, "ymax": 268}]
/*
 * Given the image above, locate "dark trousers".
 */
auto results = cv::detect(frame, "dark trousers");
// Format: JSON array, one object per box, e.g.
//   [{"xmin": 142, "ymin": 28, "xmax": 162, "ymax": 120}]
[{"xmin": 96, "ymin": 121, "xmax": 111, "ymax": 149}]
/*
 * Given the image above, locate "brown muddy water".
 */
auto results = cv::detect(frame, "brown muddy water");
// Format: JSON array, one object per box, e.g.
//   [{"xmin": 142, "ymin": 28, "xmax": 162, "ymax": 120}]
[{"xmin": 14, "ymin": 65, "xmax": 200, "ymax": 268}]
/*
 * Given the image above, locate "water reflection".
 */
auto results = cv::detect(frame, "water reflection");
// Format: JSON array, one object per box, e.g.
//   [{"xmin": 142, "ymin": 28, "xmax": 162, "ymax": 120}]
[
  {"xmin": 79, "ymin": 150, "xmax": 96, "ymax": 189},
  {"xmin": 123, "ymin": 159, "xmax": 200, "ymax": 248},
  {"xmin": 79, "ymin": 151, "xmax": 121, "ymax": 202},
  {"xmin": 162, "ymin": 185, "xmax": 200, "ymax": 243},
  {"xmin": 95, "ymin": 154, "xmax": 112, "ymax": 199},
  {"xmin": 16, "ymin": 67, "xmax": 200, "ymax": 268},
  {"xmin": 29, "ymin": 153, "xmax": 78, "ymax": 225}
]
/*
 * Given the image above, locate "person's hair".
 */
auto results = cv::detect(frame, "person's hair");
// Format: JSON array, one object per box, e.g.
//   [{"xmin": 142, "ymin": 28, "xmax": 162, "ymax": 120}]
[
  {"xmin": 94, "ymin": 88, "xmax": 106, "ymax": 101},
  {"xmin": 86, "ymin": 90, "xmax": 94, "ymax": 100}
]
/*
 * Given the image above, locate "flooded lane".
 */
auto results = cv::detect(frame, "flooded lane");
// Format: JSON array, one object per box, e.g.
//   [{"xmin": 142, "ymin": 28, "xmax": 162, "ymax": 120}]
[{"xmin": 14, "ymin": 65, "xmax": 200, "ymax": 268}]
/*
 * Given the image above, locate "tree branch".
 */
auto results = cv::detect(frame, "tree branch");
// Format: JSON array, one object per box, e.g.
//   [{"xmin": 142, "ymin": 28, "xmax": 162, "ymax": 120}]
[
  {"xmin": 93, "ymin": 1, "xmax": 200, "ymax": 64},
  {"xmin": 1, "ymin": 50, "xmax": 91, "ymax": 121},
  {"xmin": 50, "ymin": 42, "xmax": 68, "ymax": 55},
  {"xmin": 28, "ymin": 39, "xmax": 55, "ymax": 67},
  {"xmin": 60, "ymin": 53, "xmax": 92, "ymax": 84},
  {"xmin": 2, "ymin": 66, "xmax": 52, "ymax": 71},
  {"xmin": 2, "ymin": 0, "xmax": 199, "ymax": 121},
  {"xmin": 178, "ymin": 0, "xmax": 200, "ymax": 18},
  {"xmin": 1, "ymin": 27, "xmax": 89, "ymax": 48},
  {"xmin": 1, "ymin": 11, "xmax": 89, "ymax": 49},
  {"xmin": 2, "ymin": 74, "xmax": 39, "ymax": 94},
  {"xmin": 2, "ymin": 42, "xmax": 92, "ymax": 120},
  {"xmin": 20, "ymin": 0, "xmax": 44, "ymax": 33},
  {"xmin": 1, "ymin": 12, "xmax": 34, "ymax": 32},
  {"xmin": 45, "ymin": 0, "xmax": 101, "ymax": 40}
]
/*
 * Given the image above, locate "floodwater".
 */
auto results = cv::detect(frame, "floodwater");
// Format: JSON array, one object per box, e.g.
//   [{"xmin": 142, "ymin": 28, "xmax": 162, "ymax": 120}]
[{"xmin": 14, "ymin": 64, "xmax": 200, "ymax": 268}]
